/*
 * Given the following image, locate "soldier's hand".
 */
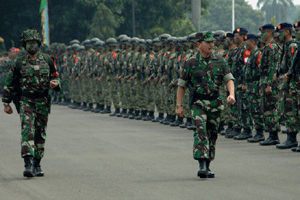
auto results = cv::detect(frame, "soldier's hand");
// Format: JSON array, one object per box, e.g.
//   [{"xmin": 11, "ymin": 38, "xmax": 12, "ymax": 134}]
[
  {"xmin": 259, "ymin": 88, "xmax": 263, "ymax": 95},
  {"xmin": 87, "ymin": 73, "xmax": 92, "ymax": 78},
  {"xmin": 168, "ymin": 83, "xmax": 174, "ymax": 88},
  {"xmin": 242, "ymin": 84, "xmax": 246, "ymax": 92},
  {"xmin": 283, "ymin": 73, "xmax": 289, "ymax": 82},
  {"xmin": 4, "ymin": 105, "xmax": 13, "ymax": 115},
  {"xmin": 266, "ymin": 85, "xmax": 272, "ymax": 94},
  {"xmin": 50, "ymin": 80, "xmax": 59, "ymax": 89},
  {"xmin": 137, "ymin": 66, "xmax": 140, "ymax": 71},
  {"xmin": 148, "ymin": 77, "xmax": 152, "ymax": 82},
  {"xmin": 79, "ymin": 73, "xmax": 82, "ymax": 78},
  {"xmin": 165, "ymin": 65, "xmax": 168, "ymax": 71},
  {"xmin": 99, "ymin": 76, "xmax": 103, "ymax": 82},
  {"xmin": 142, "ymin": 80, "xmax": 147, "ymax": 85},
  {"xmin": 125, "ymin": 75, "xmax": 130, "ymax": 80},
  {"xmin": 69, "ymin": 76, "xmax": 72, "ymax": 80},
  {"xmin": 154, "ymin": 77, "xmax": 158, "ymax": 84},
  {"xmin": 160, "ymin": 78, "xmax": 165, "ymax": 83},
  {"xmin": 273, "ymin": 73, "xmax": 278, "ymax": 82},
  {"xmin": 115, "ymin": 76, "xmax": 119, "ymax": 82},
  {"xmin": 227, "ymin": 95, "xmax": 236, "ymax": 105},
  {"xmin": 175, "ymin": 106, "xmax": 184, "ymax": 118},
  {"xmin": 75, "ymin": 77, "xmax": 79, "ymax": 82}
]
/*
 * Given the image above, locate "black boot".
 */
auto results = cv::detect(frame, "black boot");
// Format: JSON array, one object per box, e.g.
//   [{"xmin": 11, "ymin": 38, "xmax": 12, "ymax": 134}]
[
  {"xmin": 117, "ymin": 109, "xmax": 127, "ymax": 117},
  {"xmin": 260, "ymin": 131, "xmax": 280, "ymax": 146},
  {"xmin": 225, "ymin": 128, "xmax": 241, "ymax": 138},
  {"xmin": 135, "ymin": 110, "xmax": 144, "ymax": 120},
  {"xmin": 206, "ymin": 160, "xmax": 215, "ymax": 178},
  {"xmin": 219, "ymin": 121, "xmax": 225, "ymax": 134},
  {"xmin": 247, "ymin": 129, "xmax": 265, "ymax": 143},
  {"xmin": 187, "ymin": 120, "xmax": 196, "ymax": 130},
  {"xmin": 170, "ymin": 116, "xmax": 184, "ymax": 127},
  {"xmin": 129, "ymin": 110, "xmax": 136, "ymax": 119},
  {"xmin": 160, "ymin": 114, "xmax": 169, "ymax": 124},
  {"xmin": 91, "ymin": 103, "xmax": 100, "ymax": 112},
  {"xmin": 95, "ymin": 104, "xmax": 104, "ymax": 113},
  {"xmin": 81, "ymin": 102, "xmax": 88, "ymax": 110},
  {"xmin": 276, "ymin": 132, "xmax": 298, "ymax": 149},
  {"xmin": 143, "ymin": 111, "xmax": 154, "ymax": 121},
  {"xmin": 234, "ymin": 128, "xmax": 252, "ymax": 140},
  {"xmin": 124, "ymin": 108, "xmax": 133, "ymax": 118},
  {"xmin": 282, "ymin": 129, "xmax": 288, "ymax": 134},
  {"xmin": 197, "ymin": 159, "xmax": 209, "ymax": 178},
  {"xmin": 68, "ymin": 101, "xmax": 75, "ymax": 108},
  {"xmin": 134, "ymin": 110, "xmax": 141, "ymax": 120},
  {"xmin": 180, "ymin": 118, "xmax": 192, "ymax": 128},
  {"xmin": 78, "ymin": 102, "xmax": 85, "ymax": 110},
  {"xmin": 109, "ymin": 108, "xmax": 120, "ymax": 116},
  {"xmin": 75, "ymin": 102, "xmax": 81, "ymax": 109},
  {"xmin": 221, "ymin": 122, "xmax": 233, "ymax": 136},
  {"xmin": 83, "ymin": 103, "xmax": 93, "ymax": 111},
  {"xmin": 152, "ymin": 113, "xmax": 164, "ymax": 122},
  {"xmin": 33, "ymin": 158, "xmax": 44, "ymax": 177},
  {"xmin": 23, "ymin": 156, "xmax": 34, "ymax": 177},
  {"xmin": 140, "ymin": 110, "xmax": 147, "ymax": 119},
  {"xmin": 58, "ymin": 97, "xmax": 64, "ymax": 105},
  {"xmin": 100, "ymin": 106, "xmax": 111, "ymax": 114},
  {"xmin": 165, "ymin": 115, "xmax": 176, "ymax": 125}
]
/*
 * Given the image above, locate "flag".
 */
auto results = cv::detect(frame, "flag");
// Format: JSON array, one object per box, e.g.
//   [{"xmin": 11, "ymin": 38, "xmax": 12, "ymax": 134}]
[{"xmin": 40, "ymin": 0, "xmax": 47, "ymax": 13}]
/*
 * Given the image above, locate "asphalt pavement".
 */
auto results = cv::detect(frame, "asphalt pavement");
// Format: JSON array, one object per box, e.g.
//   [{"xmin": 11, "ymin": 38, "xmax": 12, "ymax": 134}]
[{"xmin": 0, "ymin": 105, "xmax": 299, "ymax": 200}]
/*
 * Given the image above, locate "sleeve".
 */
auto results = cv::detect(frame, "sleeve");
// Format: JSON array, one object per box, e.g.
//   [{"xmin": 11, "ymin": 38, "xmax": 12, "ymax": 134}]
[
  {"xmin": 2, "ymin": 60, "xmax": 17, "ymax": 103},
  {"xmin": 222, "ymin": 58, "xmax": 234, "ymax": 83},
  {"xmin": 177, "ymin": 59, "xmax": 191, "ymax": 88}
]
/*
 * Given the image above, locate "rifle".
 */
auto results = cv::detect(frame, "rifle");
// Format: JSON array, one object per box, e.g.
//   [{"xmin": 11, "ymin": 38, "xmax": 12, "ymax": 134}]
[
  {"xmin": 140, "ymin": 54, "xmax": 145, "ymax": 86},
  {"xmin": 111, "ymin": 52, "xmax": 119, "ymax": 92},
  {"xmin": 152, "ymin": 54, "xmax": 158, "ymax": 96}
]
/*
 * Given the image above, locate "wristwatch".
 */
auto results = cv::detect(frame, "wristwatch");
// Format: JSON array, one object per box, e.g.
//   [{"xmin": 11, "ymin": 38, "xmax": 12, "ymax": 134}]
[
  {"xmin": 3, "ymin": 103, "xmax": 9, "ymax": 107},
  {"xmin": 176, "ymin": 104, "xmax": 183, "ymax": 108}
]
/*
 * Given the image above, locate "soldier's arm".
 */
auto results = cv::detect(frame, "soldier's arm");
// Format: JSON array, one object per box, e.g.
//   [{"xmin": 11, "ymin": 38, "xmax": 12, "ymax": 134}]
[
  {"xmin": 2, "ymin": 62, "xmax": 17, "ymax": 104},
  {"xmin": 49, "ymin": 57, "xmax": 61, "ymax": 91}
]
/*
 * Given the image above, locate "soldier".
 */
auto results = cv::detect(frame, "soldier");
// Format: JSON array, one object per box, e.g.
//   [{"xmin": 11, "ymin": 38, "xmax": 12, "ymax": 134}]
[
  {"xmin": 226, "ymin": 28, "xmax": 250, "ymax": 139},
  {"xmin": 176, "ymin": 31, "xmax": 235, "ymax": 178},
  {"xmin": 257, "ymin": 24, "xmax": 281, "ymax": 145},
  {"xmin": 295, "ymin": 21, "xmax": 300, "ymax": 42},
  {"xmin": 75, "ymin": 45, "xmax": 86, "ymax": 110},
  {"xmin": 221, "ymin": 32, "xmax": 237, "ymax": 135},
  {"xmin": 274, "ymin": 23, "xmax": 299, "ymax": 149},
  {"xmin": 237, "ymin": 34, "xmax": 264, "ymax": 140},
  {"xmin": 213, "ymin": 30, "xmax": 226, "ymax": 56},
  {"xmin": 2, "ymin": 29, "xmax": 60, "ymax": 177}
]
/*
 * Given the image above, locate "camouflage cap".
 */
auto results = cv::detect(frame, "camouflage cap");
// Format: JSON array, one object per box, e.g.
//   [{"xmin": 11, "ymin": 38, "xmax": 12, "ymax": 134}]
[
  {"xmin": 94, "ymin": 41, "xmax": 105, "ymax": 47},
  {"xmin": 165, "ymin": 37, "xmax": 176, "ymax": 44},
  {"xmin": 196, "ymin": 31, "xmax": 216, "ymax": 42},
  {"xmin": 20, "ymin": 29, "xmax": 42, "ymax": 47},
  {"xmin": 213, "ymin": 30, "xmax": 226, "ymax": 39}
]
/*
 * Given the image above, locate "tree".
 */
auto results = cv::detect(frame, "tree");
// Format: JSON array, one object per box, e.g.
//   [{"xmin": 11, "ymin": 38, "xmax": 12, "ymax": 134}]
[
  {"xmin": 257, "ymin": 0, "xmax": 295, "ymax": 24},
  {"xmin": 199, "ymin": 0, "xmax": 264, "ymax": 34}
]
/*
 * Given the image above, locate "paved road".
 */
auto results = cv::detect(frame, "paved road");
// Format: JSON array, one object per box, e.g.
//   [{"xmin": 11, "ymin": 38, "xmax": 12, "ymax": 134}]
[{"xmin": 0, "ymin": 105, "xmax": 299, "ymax": 200}]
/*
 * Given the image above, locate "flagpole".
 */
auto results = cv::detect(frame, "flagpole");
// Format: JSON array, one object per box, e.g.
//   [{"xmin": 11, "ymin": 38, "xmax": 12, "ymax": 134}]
[{"xmin": 232, "ymin": 0, "xmax": 235, "ymax": 31}]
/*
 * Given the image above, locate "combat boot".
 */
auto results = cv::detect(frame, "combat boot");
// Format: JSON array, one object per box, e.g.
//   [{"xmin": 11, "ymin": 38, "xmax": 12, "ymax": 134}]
[
  {"xmin": 23, "ymin": 156, "xmax": 34, "ymax": 177},
  {"xmin": 170, "ymin": 116, "xmax": 184, "ymax": 126},
  {"xmin": 95, "ymin": 104, "xmax": 104, "ymax": 113},
  {"xmin": 33, "ymin": 158, "xmax": 44, "ymax": 177},
  {"xmin": 225, "ymin": 128, "xmax": 241, "ymax": 138},
  {"xmin": 160, "ymin": 114, "xmax": 169, "ymax": 124},
  {"xmin": 109, "ymin": 108, "xmax": 120, "ymax": 116},
  {"xmin": 83, "ymin": 103, "xmax": 93, "ymax": 111},
  {"xmin": 221, "ymin": 122, "xmax": 233, "ymax": 135},
  {"xmin": 180, "ymin": 118, "xmax": 192, "ymax": 128},
  {"xmin": 117, "ymin": 109, "xmax": 126, "ymax": 117},
  {"xmin": 152, "ymin": 113, "xmax": 164, "ymax": 122},
  {"xmin": 91, "ymin": 103, "xmax": 99, "ymax": 112},
  {"xmin": 133, "ymin": 110, "xmax": 141, "ymax": 119},
  {"xmin": 197, "ymin": 159, "xmax": 208, "ymax": 178},
  {"xmin": 260, "ymin": 131, "xmax": 280, "ymax": 146},
  {"xmin": 68, "ymin": 101, "xmax": 75, "ymax": 108},
  {"xmin": 143, "ymin": 111, "xmax": 155, "ymax": 121},
  {"xmin": 124, "ymin": 108, "xmax": 133, "ymax": 118},
  {"xmin": 100, "ymin": 106, "xmax": 111, "ymax": 114},
  {"xmin": 78, "ymin": 102, "xmax": 85, "ymax": 110},
  {"xmin": 52, "ymin": 97, "xmax": 57, "ymax": 104},
  {"xmin": 247, "ymin": 129, "xmax": 265, "ymax": 143},
  {"xmin": 187, "ymin": 122, "xmax": 196, "ymax": 130},
  {"xmin": 166, "ymin": 115, "xmax": 176, "ymax": 125},
  {"xmin": 81, "ymin": 102, "xmax": 88, "ymax": 110},
  {"xmin": 75, "ymin": 102, "xmax": 81, "ymax": 109},
  {"xmin": 140, "ymin": 110, "xmax": 147, "ymax": 119},
  {"xmin": 276, "ymin": 132, "xmax": 298, "ymax": 149},
  {"xmin": 136, "ymin": 110, "xmax": 145, "ymax": 120},
  {"xmin": 206, "ymin": 160, "xmax": 215, "ymax": 178},
  {"xmin": 234, "ymin": 128, "xmax": 252, "ymax": 140},
  {"xmin": 129, "ymin": 110, "xmax": 136, "ymax": 119},
  {"xmin": 282, "ymin": 129, "xmax": 288, "ymax": 134},
  {"xmin": 219, "ymin": 121, "xmax": 225, "ymax": 134},
  {"xmin": 58, "ymin": 97, "xmax": 64, "ymax": 105}
]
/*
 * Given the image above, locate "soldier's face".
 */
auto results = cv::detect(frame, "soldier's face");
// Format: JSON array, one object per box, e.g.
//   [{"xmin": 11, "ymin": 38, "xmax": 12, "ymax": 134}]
[
  {"xmin": 198, "ymin": 41, "xmax": 214, "ymax": 54},
  {"xmin": 245, "ymin": 40, "xmax": 254, "ymax": 50}
]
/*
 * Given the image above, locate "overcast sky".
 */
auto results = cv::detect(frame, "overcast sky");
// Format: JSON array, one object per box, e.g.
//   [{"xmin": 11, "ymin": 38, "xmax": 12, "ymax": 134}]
[{"xmin": 246, "ymin": 0, "xmax": 300, "ymax": 9}]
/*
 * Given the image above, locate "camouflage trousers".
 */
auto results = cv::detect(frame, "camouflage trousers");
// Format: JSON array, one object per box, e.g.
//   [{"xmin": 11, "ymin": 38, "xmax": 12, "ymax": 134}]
[
  {"xmin": 133, "ymin": 79, "xmax": 146, "ymax": 111},
  {"xmin": 166, "ymin": 86, "xmax": 177, "ymax": 115},
  {"xmin": 145, "ymin": 82, "xmax": 155, "ymax": 112},
  {"xmin": 20, "ymin": 97, "xmax": 49, "ymax": 159},
  {"xmin": 231, "ymin": 87, "xmax": 242, "ymax": 129},
  {"xmin": 282, "ymin": 92, "xmax": 300, "ymax": 133},
  {"xmin": 220, "ymin": 84, "xmax": 233, "ymax": 123},
  {"xmin": 261, "ymin": 87, "xmax": 279, "ymax": 132},
  {"xmin": 110, "ymin": 79, "xmax": 120, "ymax": 109},
  {"xmin": 93, "ymin": 79, "xmax": 104, "ymax": 105},
  {"xmin": 81, "ymin": 76, "xmax": 93, "ymax": 104},
  {"xmin": 191, "ymin": 100, "xmax": 222, "ymax": 161},
  {"xmin": 248, "ymin": 91, "xmax": 264, "ymax": 130},
  {"xmin": 120, "ymin": 79, "xmax": 130, "ymax": 109},
  {"xmin": 155, "ymin": 82, "xmax": 164, "ymax": 114}
]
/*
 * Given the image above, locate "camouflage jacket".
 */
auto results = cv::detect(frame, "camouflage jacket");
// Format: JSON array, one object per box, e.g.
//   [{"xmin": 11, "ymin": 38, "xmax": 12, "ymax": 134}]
[
  {"xmin": 2, "ymin": 51, "xmax": 60, "ymax": 103},
  {"xmin": 244, "ymin": 47, "xmax": 261, "ymax": 92},
  {"xmin": 259, "ymin": 40, "xmax": 280, "ymax": 88},
  {"xmin": 231, "ymin": 43, "xmax": 249, "ymax": 86},
  {"xmin": 277, "ymin": 40, "xmax": 298, "ymax": 76}
]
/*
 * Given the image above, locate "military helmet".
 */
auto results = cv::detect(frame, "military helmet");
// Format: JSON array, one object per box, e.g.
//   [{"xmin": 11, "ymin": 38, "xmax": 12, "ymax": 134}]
[
  {"xmin": 20, "ymin": 29, "xmax": 42, "ymax": 47},
  {"xmin": 94, "ymin": 40, "xmax": 105, "ymax": 47},
  {"xmin": 58, "ymin": 43, "xmax": 67, "ymax": 52},
  {"xmin": 82, "ymin": 39, "xmax": 92, "ymax": 47},
  {"xmin": 117, "ymin": 34, "xmax": 128, "ymax": 42},
  {"xmin": 180, "ymin": 36, "xmax": 189, "ymax": 44},
  {"xmin": 159, "ymin": 34, "xmax": 171, "ymax": 41},
  {"xmin": 106, "ymin": 38, "xmax": 117, "ymax": 46},
  {"xmin": 91, "ymin": 38, "xmax": 101, "ymax": 45},
  {"xmin": 152, "ymin": 38, "xmax": 162, "ymax": 46},
  {"xmin": 70, "ymin": 39, "xmax": 80, "ymax": 45},
  {"xmin": 165, "ymin": 37, "xmax": 176, "ymax": 44},
  {"xmin": 78, "ymin": 45, "xmax": 85, "ymax": 51},
  {"xmin": 146, "ymin": 39, "xmax": 153, "ymax": 46},
  {"xmin": 121, "ymin": 37, "xmax": 131, "ymax": 44},
  {"xmin": 129, "ymin": 37, "xmax": 140, "ymax": 44},
  {"xmin": 187, "ymin": 33, "xmax": 198, "ymax": 43},
  {"xmin": 213, "ymin": 30, "xmax": 226, "ymax": 41},
  {"xmin": 66, "ymin": 45, "xmax": 72, "ymax": 51},
  {"xmin": 71, "ymin": 43, "xmax": 80, "ymax": 50}
]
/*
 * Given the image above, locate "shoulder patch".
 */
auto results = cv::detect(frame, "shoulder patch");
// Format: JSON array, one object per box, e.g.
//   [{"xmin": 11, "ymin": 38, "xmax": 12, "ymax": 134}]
[
  {"xmin": 257, "ymin": 52, "xmax": 262, "ymax": 66},
  {"xmin": 269, "ymin": 43, "xmax": 274, "ymax": 49},
  {"xmin": 291, "ymin": 46, "xmax": 295, "ymax": 54}
]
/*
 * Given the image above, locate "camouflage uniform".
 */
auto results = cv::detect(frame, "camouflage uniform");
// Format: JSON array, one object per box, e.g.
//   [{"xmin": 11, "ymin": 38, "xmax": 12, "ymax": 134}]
[{"xmin": 178, "ymin": 50, "xmax": 234, "ymax": 161}]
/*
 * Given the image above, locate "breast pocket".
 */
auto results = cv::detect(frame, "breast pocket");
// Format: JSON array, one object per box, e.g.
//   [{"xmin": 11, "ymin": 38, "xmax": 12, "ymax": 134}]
[{"xmin": 40, "ymin": 68, "xmax": 50, "ymax": 82}]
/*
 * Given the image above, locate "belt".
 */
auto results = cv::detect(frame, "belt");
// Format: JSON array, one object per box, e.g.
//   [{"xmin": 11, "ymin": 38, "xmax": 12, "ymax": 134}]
[
  {"xmin": 21, "ymin": 91, "xmax": 48, "ymax": 99},
  {"xmin": 194, "ymin": 92, "xmax": 220, "ymax": 101}
]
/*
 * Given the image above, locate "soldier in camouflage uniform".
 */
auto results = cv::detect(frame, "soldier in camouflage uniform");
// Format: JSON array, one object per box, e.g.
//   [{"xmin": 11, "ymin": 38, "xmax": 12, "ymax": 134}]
[
  {"xmin": 236, "ymin": 34, "xmax": 264, "ymax": 140},
  {"xmin": 2, "ymin": 29, "xmax": 60, "ymax": 177},
  {"xmin": 256, "ymin": 24, "xmax": 281, "ymax": 145},
  {"xmin": 221, "ymin": 33, "xmax": 237, "ymax": 135},
  {"xmin": 226, "ymin": 28, "xmax": 250, "ymax": 139},
  {"xmin": 75, "ymin": 45, "xmax": 86, "ymax": 110},
  {"xmin": 274, "ymin": 23, "xmax": 299, "ymax": 149},
  {"xmin": 176, "ymin": 31, "xmax": 235, "ymax": 178}
]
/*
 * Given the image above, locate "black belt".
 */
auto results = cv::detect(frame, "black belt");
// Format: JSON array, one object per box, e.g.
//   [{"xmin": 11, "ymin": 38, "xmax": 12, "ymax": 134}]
[
  {"xmin": 247, "ymin": 77, "xmax": 260, "ymax": 82},
  {"xmin": 21, "ymin": 91, "xmax": 48, "ymax": 99},
  {"xmin": 194, "ymin": 92, "xmax": 220, "ymax": 101}
]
